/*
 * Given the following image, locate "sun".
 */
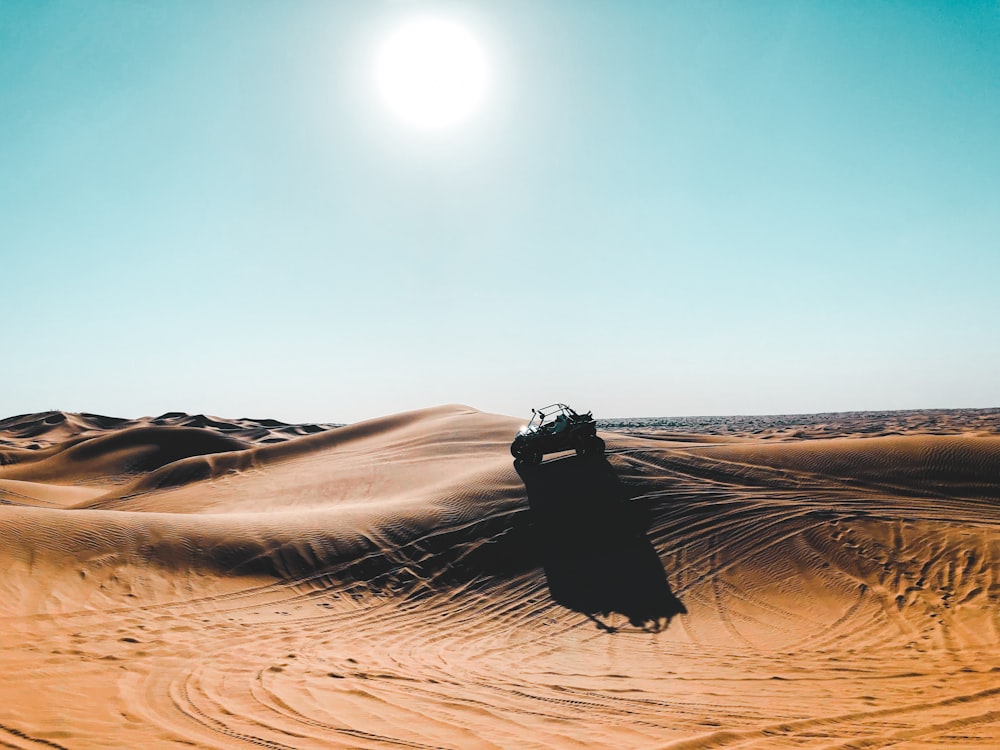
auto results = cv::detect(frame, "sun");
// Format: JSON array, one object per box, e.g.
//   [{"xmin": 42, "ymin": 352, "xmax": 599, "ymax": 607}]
[{"xmin": 375, "ymin": 19, "xmax": 488, "ymax": 130}]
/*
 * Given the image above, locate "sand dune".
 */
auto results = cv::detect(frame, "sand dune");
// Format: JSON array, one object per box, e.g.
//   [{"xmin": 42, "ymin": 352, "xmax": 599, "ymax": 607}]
[{"xmin": 0, "ymin": 405, "xmax": 997, "ymax": 748}]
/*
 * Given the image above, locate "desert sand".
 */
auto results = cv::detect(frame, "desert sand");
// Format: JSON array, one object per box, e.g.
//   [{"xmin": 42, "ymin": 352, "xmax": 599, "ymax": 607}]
[{"xmin": 0, "ymin": 405, "xmax": 998, "ymax": 749}]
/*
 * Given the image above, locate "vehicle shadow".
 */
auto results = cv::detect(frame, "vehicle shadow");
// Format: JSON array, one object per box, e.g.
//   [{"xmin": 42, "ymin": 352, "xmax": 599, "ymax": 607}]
[{"xmin": 515, "ymin": 455, "xmax": 686, "ymax": 632}]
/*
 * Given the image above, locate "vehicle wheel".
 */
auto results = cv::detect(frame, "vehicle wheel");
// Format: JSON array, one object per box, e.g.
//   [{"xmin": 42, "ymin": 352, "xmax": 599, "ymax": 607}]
[
  {"xmin": 510, "ymin": 441, "xmax": 522, "ymax": 459},
  {"xmin": 581, "ymin": 436, "xmax": 605, "ymax": 458}
]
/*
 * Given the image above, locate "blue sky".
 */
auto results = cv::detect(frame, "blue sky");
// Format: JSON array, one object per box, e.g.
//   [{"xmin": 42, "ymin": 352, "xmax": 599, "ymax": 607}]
[{"xmin": 2, "ymin": 1, "xmax": 998, "ymax": 423}]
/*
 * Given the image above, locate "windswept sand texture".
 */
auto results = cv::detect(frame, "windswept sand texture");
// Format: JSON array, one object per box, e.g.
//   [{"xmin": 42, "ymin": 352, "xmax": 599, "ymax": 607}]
[{"xmin": 1, "ymin": 405, "xmax": 998, "ymax": 748}]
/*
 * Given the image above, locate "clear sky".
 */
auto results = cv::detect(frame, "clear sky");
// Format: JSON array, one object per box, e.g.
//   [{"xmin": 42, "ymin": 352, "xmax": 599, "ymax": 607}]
[{"xmin": 2, "ymin": 1, "xmax": 998, "ymax": 423}]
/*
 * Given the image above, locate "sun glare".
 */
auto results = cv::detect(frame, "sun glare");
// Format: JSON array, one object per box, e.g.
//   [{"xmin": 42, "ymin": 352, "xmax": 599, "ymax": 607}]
[{"xmin": 375, "ymin": 19, "xmax": 488, "ymax": 130}]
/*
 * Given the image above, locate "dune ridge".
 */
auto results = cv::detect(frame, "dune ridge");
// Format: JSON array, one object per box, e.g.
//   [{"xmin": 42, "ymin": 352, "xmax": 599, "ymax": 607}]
[{"xmin": 0, "ymin": 405, "xmax": 997, "ymax": 748}]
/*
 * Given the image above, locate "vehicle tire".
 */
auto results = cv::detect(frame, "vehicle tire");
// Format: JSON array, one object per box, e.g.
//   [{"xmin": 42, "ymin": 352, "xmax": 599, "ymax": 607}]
[
  {"xmin": 582, "ymin": 436, "xmax": 605, "ymax": 458},
  {"xmin": 510, "ymin": 441, "xmax": 522, "ymax": 459}
]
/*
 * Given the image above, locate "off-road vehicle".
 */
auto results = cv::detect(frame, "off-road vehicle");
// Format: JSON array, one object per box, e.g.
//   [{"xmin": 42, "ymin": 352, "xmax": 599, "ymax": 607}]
[{"xmin": 510, "ymin": 404, "xmax": 605, "ymax": 464}]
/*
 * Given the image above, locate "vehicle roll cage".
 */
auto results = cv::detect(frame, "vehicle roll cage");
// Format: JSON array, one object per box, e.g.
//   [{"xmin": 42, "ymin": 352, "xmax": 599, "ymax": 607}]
[{"xmin": 528, "ymin": 403, "xmax": 579, "ymax": 429}]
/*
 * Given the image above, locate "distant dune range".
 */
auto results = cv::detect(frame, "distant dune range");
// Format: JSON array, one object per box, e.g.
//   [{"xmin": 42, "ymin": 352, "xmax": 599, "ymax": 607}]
[{"xmin": 0, "ymin": 406, "xmax": 997, "ymax": 748}]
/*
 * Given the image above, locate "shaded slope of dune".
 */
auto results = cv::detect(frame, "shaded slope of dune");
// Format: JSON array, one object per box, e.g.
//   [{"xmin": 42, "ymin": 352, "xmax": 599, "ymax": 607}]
[
  {"xmin": 0, "ymin": 426, "xmax": 252, "ymax": 486},
  {"xmin": 0, "ymin": 405, "xmax": 998, "ymax": 748}
]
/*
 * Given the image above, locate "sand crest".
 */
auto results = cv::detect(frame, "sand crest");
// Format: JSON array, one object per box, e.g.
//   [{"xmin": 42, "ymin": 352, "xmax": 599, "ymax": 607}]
[{"xmin": 0, "ymin": 405, "xmax": 998, "ymax": 748}]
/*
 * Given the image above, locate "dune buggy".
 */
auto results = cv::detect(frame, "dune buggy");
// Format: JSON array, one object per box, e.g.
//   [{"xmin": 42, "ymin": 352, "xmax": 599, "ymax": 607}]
[{"xmin": 510, "ymin": 404, "xmax": 605, "ymax": 464}]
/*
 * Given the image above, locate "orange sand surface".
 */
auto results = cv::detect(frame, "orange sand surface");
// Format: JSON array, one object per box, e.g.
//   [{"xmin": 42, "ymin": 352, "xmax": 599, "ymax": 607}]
[{"xmin": 1, "ymin": 406, "xmax": 998, "ymax": 748}]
